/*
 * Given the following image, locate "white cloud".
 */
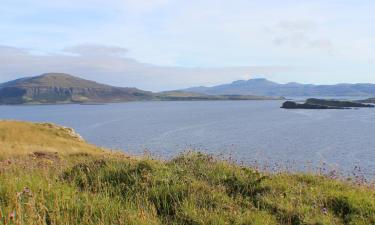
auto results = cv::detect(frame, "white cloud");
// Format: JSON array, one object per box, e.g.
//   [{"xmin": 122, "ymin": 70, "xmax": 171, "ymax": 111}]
[
  {"xmin": 1, "ymin": 1, "xmax": 375, "ymax": 85},
  {"xmin": 63, "ymin": 45, "xmax": 129, "ymax": 57},
  {"xmin": 0, "ymin": 44, "xmax": 291, "ymax": 91},
  {"xmin": 271, "ymin": 20, "xmax": 334, "ymax": 53}
]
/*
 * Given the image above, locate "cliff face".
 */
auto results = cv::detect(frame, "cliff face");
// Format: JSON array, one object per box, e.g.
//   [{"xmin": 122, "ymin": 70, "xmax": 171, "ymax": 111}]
[{"xmin": 0, "ymin": 73, "xmax": 153, "ymax": 104}]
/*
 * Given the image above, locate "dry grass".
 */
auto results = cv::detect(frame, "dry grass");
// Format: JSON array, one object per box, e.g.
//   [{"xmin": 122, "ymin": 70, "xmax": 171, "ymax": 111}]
[{"xmin": 0, "ymin": 120, "xmax": 102, "ymax": 159}]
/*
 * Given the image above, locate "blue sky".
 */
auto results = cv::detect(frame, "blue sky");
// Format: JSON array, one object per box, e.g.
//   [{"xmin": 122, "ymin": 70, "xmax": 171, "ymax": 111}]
[{"xmin": 1, "ymin": 0, "xmax": 375, "ymax": 90}]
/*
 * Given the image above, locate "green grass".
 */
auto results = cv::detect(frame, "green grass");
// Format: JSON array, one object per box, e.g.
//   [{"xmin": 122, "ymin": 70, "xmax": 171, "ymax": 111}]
[
  {"xmin": 1, "ymin": 152, "xmax": 374, "ymax": 225},
  {"xmin": 0, "ymin": 121, "xmax": 374, "ymax": 224}
]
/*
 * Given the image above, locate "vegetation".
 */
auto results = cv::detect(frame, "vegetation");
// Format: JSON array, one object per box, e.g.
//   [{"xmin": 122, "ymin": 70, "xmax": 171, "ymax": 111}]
[
  {"xmin": 0, "ymin": 121, "xmax": 374, "ymax": 225},
  {"xmin": 155, "ymin": 91, "xmax": 283, "ymax": 101},
  {"xmin": 0, "ymin": 120, "xmax": 101, "ymax": 159}
]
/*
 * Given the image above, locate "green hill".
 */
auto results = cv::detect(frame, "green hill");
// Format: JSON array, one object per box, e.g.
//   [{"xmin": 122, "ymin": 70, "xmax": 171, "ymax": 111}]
[
  {"xmin": 0, "ymin": 121, "xmax": 374, "ymax": 224},
  {"xmin": 0, "ymin": 73, "xmax": 153, "ymax": 104}
]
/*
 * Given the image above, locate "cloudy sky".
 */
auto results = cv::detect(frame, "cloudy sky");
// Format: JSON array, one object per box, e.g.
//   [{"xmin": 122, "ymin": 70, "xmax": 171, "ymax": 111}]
[{"xmin": 1, "ymin": 0, "xmax": 375, "ymax": 91}]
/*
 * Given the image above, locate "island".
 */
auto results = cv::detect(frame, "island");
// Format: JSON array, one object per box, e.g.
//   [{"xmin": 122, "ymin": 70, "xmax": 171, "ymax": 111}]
[{"xmin": 281, "ymin": 98, "xmax": 374, "ymax": 109}]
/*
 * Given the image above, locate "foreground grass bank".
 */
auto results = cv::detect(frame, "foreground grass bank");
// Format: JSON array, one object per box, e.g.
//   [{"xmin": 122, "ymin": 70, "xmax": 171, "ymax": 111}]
[{"xmin": 0, "ymin": 121, "xmax": 374, "ymax": 225}]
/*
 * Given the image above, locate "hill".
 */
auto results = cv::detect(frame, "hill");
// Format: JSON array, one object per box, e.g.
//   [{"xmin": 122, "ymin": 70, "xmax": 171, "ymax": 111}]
[
  {"xmin": 0, "ymin": 73, "xmax": 153, "ymax": 104},
  {"xmin": 184, "ymin": 78, "xmax": 375, "ymax": 97},
  {"xmin": 0, "ymin": 120, "xmax": 374, "ymax": 224}
]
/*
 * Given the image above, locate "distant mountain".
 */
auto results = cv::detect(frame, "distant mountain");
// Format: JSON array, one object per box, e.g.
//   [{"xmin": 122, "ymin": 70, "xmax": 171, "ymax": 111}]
[
  {"xmin": 183, "ymin": 78, "xmax": 375, "ymax": 97},
  {"xmin": 0, "ymin": 73, "xmax": 153, "ymax": 104}
]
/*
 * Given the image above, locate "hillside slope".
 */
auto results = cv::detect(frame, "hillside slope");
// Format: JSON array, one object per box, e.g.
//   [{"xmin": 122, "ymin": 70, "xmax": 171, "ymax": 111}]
[
  {"xmin": 0, "ymin": 121, "xmax": 374, "ymax": 225},
  {"xmin": 0, "ymin": 120, "xmax": 102, "ymax": 158},
  {"xmin": 0, "ymin": 73, "xmax": 153, "ymax": 104}
]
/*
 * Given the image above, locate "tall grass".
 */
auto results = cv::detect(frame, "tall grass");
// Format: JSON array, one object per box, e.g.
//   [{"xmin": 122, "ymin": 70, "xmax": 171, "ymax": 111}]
[
  {"xmin": 0, "ymin": 121, "xmax": 374, "ymax": 224},
  {"xmin": 1, "ymin": 152, "xmax": 374, "ymax": 225}
]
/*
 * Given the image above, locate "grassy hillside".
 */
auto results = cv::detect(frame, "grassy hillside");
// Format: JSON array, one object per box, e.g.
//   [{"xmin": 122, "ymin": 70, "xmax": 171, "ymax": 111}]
[
  {"xmin": 0, "ymin": 121, "xmax": 101, "ymax": 159},
  {"xmin": 0, "ymin": 121, "xmax": 374, "ymax": 225}
]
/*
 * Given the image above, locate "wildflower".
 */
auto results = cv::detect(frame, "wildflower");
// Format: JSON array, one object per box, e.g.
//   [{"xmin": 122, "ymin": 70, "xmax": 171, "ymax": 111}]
[
  {"xmin": 9, "ymin": 211, "xmax": 15, "ymax": 220},
  {"xmin": 23, "ymin": 187, "xmax": 32, "ymax": 196},
  {"xmin": 322, "ymin": 208, "xmax": 328, "ymax": 215},
  {"xmin": 16, "ymin": 187, "xmax": 33, "ymax": 198}
]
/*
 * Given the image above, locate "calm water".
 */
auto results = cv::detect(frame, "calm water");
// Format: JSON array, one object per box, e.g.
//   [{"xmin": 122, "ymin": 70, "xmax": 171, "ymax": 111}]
[{"xmin": 1, "ymin": 101, "xmax": 374, "ymax": 177}]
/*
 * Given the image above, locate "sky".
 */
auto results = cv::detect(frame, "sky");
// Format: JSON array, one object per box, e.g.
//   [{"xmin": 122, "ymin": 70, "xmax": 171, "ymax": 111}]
[{"xmin": 1, "ymin": 0, "xmax": 375, "ymax": 91}]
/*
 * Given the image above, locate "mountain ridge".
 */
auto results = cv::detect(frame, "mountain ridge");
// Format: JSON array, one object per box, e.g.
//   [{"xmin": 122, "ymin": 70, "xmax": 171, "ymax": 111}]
[{"xmin": 183, "ymin": 78, "xmax": 375, "ymax": 97}]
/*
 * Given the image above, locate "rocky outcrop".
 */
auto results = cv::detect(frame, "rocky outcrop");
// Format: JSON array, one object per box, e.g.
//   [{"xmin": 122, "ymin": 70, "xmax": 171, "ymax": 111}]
[{"xmin": 38, "ymin": 122, "xmax": 85, "ymax": 142}]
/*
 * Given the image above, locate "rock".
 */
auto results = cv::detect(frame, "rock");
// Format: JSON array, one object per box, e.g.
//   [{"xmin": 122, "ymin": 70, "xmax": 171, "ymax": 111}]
[
  {"xmin": 38, "ymin": 122, "xmax": 85, "ymax": 142},
  {"xmin": 32, "ymin": 151, "xmax": 59, "ymax": 160}
]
